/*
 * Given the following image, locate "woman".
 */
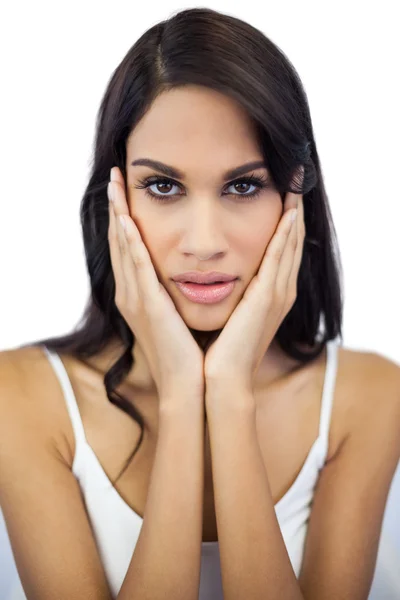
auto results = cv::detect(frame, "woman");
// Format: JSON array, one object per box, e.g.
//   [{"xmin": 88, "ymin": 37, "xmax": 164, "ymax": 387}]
[{"xmin": 1, "ymin": 7, "xmax": 399, "ymax": 600}]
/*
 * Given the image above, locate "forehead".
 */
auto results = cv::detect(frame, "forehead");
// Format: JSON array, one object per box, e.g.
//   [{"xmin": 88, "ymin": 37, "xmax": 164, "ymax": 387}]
[{"xmin": 126, "ymin": 85, "xmax": 261, "ymax": 164}]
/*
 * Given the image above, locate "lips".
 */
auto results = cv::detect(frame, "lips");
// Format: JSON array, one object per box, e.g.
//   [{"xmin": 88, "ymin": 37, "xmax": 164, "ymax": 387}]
[
  {"xmin": 173, "ymin": 279, "xmax": 237, "ymax": 304},
  {"xmin": 186, "ymin": 280, "xmax": 226, "ymax": 284},
  {"xmin": 172, "ymin": 271, "xmax": 238, "ymax": 284}
]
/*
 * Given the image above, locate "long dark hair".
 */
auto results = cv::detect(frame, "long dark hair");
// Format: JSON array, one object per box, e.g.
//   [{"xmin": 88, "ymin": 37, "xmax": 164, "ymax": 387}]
[{"xmin": 19, "ymin": 7, "xmax": 343, "ymax": 482}]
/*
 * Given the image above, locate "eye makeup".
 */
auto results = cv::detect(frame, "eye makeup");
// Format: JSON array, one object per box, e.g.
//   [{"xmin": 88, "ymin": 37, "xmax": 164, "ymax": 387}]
[{"xmin": 133, "ymin": 172, "xmax": 272, "ymax": 204}]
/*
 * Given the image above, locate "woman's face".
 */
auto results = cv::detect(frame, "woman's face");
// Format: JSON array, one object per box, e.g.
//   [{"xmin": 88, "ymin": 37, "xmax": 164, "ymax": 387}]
[{"xmin": 124, "ymin": 84, "xmax": 283, "ymax": 342}]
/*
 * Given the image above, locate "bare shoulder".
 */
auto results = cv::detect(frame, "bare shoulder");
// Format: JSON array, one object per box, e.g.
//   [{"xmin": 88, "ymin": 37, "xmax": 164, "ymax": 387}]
[
  {"xmin": 0, "ymin": 345, "xmax": 52, "ymax": 401},
  {"xmin": 298, "ymin": 348, "xmax": 400, "ymax": 596},
  {"xmin": 0, "ymin": 346, "xmax": 71, "ymax": 465},
  {"xmin": 335, "ymin": 345, "xmax": 400, "ymax": 443},
  {"xmin": 0, "ymin": 346, "xmax": 43, "ymax": 409}
]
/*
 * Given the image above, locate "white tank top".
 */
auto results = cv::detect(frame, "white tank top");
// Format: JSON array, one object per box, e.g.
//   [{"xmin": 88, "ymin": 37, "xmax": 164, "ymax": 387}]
[{"xmin": 7, "ymin": 338, "xmax": 340, "ymax": 600}]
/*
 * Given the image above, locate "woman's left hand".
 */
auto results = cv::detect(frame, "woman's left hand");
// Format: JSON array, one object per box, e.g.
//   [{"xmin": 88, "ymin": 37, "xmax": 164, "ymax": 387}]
[{"xmin": 204, "ymin": 188, "xmax": 305, "ymax": 398}]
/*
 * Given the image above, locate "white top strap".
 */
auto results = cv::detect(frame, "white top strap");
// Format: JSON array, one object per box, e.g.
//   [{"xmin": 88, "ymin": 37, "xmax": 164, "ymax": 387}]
[
  {"xmin": 42, "ymin": 345, "xmax": 87, "ymax": 445},
  {"xmin": 318, "ymin": 338, "xmax": 340, "ymax": 463}
]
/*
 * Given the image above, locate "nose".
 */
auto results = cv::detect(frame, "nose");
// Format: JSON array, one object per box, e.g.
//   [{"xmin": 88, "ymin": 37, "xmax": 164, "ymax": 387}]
[
  {"xmin": 180, "ymin": 200, "xmax": 228, "ymax": 261},
  {"xmin": 198, "ymin": 253, "xmax": 216, "ymax": 261}
]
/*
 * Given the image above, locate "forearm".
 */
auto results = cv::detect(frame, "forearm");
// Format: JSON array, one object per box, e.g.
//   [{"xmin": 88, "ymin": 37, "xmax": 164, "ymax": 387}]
[
  {"xmin": 206, "ymin": 392, "xmax": 303, "ymax": 600},
  {"xmin": 118, "ymin": 400, "xmax": 205, "ymax": 600}
]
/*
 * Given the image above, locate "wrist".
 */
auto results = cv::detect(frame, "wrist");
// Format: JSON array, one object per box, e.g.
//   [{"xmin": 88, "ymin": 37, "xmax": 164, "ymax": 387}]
[
  {"xmin": 159, "ymin": 389, "xmax": 204, "ymax": 416},
  {"xmin": 205, "ymin": 384, "xmax": 256, "ymax": 415}
]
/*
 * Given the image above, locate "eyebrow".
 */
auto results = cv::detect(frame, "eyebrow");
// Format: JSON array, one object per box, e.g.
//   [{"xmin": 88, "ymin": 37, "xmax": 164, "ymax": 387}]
[{"xmin": 130, "ymin": 158, "xmax": 267, "ymax": 181}]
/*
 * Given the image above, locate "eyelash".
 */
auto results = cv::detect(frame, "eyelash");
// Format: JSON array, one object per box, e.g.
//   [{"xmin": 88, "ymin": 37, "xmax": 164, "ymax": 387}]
[{"xmin": 133, "ymin": 172, "xmax": 271, "ymax": 204}]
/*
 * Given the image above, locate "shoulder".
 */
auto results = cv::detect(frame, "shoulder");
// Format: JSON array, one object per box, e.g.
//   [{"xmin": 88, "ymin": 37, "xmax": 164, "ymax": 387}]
[
  {"xmin": 298, "ymin": 347, "xmax": 400, "ymax": 595},
  {"xmin": 0, "ymin": 345, "xmax": 54, "ymax": 399},
  {"xmin": 335, "ymin": 345, "xmax": 400, "ymax": 446},
  {"xmin": 340, "ymin": 346, "xmax": 399, "ymax": 406},
  {"xmin": 0, "ymin": 346, "xmax": 73, "ymax": 466}
]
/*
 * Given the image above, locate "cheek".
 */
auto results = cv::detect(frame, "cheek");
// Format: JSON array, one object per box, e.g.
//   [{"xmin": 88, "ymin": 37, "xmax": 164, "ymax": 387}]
[
  {"xmin": 127, "ymin": 199, "xmax": 158, "ymax": 251},
  {"xmin": 133, "ymin": 220, "xmax": 169, "ymax": 280},
  {"xmin": 237, "ymin": 208, "xmax": 281, "ymax": 273}
]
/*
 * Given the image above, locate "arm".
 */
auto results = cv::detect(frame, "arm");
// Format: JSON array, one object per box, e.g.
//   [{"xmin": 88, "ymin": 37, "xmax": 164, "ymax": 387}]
[
  {"xmin": 118, "ymin": 401, "xmax": 205, "ymax": 600},
  {"xmin": 206, "ymin": 354, "xmax": 400, "ymax": 600},
  {"xmin": 0, "ymin": 351, "xmax": 205, "ymax": 600},
  {"xmin": 297, "ymin": 355, "xmax": 400, "ymax": 599},
  {"xmin": 206, "ymin": 392, "xmax": 303, "ymax": 600}
]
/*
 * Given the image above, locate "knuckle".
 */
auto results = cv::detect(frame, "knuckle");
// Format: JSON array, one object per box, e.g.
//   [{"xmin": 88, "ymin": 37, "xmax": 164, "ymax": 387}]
[
  {"xmin": 119, "ymin": 240, "xmax": 128, "ymax": 256},
  {"xmin": 133, "ymin": 253, "xmax": 146, "ymax": 268},
  {"xmin": 270, "ymin": 246, "xmax": 282, "ymax": 262}
]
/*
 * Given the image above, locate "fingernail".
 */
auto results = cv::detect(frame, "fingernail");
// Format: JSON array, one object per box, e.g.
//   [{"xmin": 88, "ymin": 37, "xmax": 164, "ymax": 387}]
[
  {"xmin": 110, "ymin": 167, "xmax": 118, "ymax": 182},
  {"xmin": 291, "ymin": 209, "xmax": 298, "ymax": 223},
  {"xmin": 107, "ymin": 182, "xmax": 114, "ymax": 203}
]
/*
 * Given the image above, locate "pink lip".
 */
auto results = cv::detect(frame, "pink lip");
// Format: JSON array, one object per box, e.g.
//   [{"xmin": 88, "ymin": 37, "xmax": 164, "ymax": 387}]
[{"xmin": 173, "ymin": 280, "xmax": 236, "ymax": 304}]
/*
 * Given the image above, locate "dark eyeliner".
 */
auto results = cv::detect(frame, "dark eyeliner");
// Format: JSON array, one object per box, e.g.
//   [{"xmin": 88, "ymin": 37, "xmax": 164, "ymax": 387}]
[{"xmin": 133, "ymin": 172, "xmax": 271, "ymax": 203}]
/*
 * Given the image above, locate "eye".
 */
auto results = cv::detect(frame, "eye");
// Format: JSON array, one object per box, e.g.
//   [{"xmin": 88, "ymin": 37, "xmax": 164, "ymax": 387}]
[
  {"xmin": 133, "ymin": 172, "xmax": 271, "ymax": 204},
  {"xmin": 141, "ymin": 178, "xmax": 181, "ymax": 199}
]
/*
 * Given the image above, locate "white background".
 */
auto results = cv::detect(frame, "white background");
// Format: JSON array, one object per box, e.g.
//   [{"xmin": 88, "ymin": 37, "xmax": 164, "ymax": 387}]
[{"xmin": 0, "ymin": 1, "xmax": 399, "ymax": 598}]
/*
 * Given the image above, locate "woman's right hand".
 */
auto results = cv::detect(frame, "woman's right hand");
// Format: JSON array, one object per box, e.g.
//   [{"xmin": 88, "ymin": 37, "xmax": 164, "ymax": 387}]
[{"xmin": 107, "ymin": 166, "xmax": 205, "ymax": 407}]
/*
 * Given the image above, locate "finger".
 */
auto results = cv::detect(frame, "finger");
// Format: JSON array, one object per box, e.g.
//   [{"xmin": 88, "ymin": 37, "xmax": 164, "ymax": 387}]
[
  {"xmin": 287, "ymin": 195, "xmax": 305, "ymax": 299},
  {"xmin": 110, "ymin": 179, "xmax": 162, "ymax": 308},
  {"xmin": 110, "ymin": 166, "xmax": 125, "ymax": 187},
  {"xmin": 257, "ymin": 200, "xmax": 297, "ymax": 287},
  {"xmin": 119, "ymin": 213, "xmax": 165, "ymax": 310},
  {"xmin": 108, "ymin": 186, "xmax": 128, "ymax": 300},
  {"xmin": 108, "ymin": 180, "xmax": 139, "ymax": 305},
  {"xmin": 270, "ymin": 167, "xmax": 304, "ymax": 302},
  {"xmin": 275, "ymin": 195, "xmax": 300, "ymax": 301}
]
